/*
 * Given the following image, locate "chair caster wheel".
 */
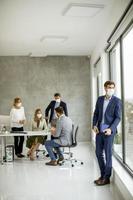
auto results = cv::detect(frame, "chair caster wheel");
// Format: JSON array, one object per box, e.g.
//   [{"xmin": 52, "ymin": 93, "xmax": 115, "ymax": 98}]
[
  {"xmin": 81, "ymin": 162, "xmax": 83, "ymax": 165},
  {"xmin": 75, "ymin": 160, "xmax": 77, "ymax": 162},
  {"xmin": 72, "ymin": 164, "xmax": 74, "ymax": 167}
]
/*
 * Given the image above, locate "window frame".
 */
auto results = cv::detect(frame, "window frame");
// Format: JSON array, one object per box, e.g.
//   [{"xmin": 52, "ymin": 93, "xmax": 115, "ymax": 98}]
[{"xmin": 109, "ymin": 21, "xmax": 133, "ymax": 177}]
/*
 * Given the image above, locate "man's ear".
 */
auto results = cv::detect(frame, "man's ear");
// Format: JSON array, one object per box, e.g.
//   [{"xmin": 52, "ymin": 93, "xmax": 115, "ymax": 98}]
[{"xmin": 104, "ymin": 87, "xmax": 107, "ymax": 91}]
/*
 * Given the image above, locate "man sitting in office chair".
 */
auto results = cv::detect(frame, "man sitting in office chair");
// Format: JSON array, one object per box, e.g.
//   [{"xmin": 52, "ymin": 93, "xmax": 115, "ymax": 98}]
[{"xmin": 45, "ymin": 106, "xmax": 73, "ymax": 166}]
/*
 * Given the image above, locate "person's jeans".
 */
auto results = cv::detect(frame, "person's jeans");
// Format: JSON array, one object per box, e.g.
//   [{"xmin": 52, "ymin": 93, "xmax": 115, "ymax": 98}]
[{"xmin": 45, "ymin": 140, "xmax": 63, "ymax": 161}]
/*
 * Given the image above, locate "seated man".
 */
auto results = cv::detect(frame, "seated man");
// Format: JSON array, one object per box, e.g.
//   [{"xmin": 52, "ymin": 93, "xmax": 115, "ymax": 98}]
[{"xmin": 45, "ymin": 106, "xmax": 73, "ymax": 166}]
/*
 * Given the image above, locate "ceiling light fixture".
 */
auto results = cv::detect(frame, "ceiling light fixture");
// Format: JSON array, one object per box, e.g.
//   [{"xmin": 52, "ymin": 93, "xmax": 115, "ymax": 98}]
[
  {"xmin": 63, "ymin": 3, "xmax": 104, "ymax": 18},
  {"xmin": 40, "ymin": 35, "xmax": 68, "ymax": 43}
]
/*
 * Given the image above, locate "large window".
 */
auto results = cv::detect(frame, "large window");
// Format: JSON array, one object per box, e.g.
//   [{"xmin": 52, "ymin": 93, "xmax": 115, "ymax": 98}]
[
  {"xmin": 109, "ymin": 24, "xmax": 133, "ymax": 174},
  {"xmin": 110, "ymin": 42, "xmax": 123, "ymax": 159},
  {"xmin": 94, "ymin": 58, "xmax": 102, "ymax": 98},
  {"xmin": 122, "ymin": 26, "xmax": 133, "ymax": 170}
]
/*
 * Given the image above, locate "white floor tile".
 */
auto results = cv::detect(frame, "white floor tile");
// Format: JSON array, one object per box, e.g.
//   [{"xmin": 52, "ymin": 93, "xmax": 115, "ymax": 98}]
[{"xmin": 0, "ymin": 142, "xmax": 124, "ymax": 200}]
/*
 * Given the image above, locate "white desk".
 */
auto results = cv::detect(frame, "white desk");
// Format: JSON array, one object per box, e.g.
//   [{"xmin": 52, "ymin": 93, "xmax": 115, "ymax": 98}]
[{"xmin": 0, "ymin": 131, "xmax": 50, "ymax": 164}]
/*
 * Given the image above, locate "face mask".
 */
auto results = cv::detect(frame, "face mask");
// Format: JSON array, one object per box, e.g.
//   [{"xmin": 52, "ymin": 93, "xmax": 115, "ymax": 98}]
[
  {"xmin": 107, "ymin": 89, "xmax": 114, "ymax": 97},
  {"xmin": 37, "ymin": 114, "xmax": 42, "ymax": 118},
  {"xmin": 56, "ymin": 99, "xmax": 61, "ymax": 103},
  {"xmin": 17, "ymin": 103, "xmax": 22, "ymax": 107}
]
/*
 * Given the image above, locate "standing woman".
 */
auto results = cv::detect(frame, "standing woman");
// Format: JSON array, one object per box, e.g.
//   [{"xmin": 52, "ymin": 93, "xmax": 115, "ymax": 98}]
[
  {"xmin": 26, "ymin": 108, "xmax": 47, "ymax": 160},
  {"xmin": 10, "ymin": 97, "xmax": 26, "ymax": 158}
]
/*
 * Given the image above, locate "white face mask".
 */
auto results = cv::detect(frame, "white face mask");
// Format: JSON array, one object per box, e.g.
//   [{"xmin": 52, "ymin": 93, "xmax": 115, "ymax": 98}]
[
  {"xmin": 17, "ymin": 103, "xmax": 22, "ymax": 107},
  {"xmin": 106, "ymin": 89, "xmax": 115, "ymax": 97},
  {"xmin": 56, "ymin": 99, "xmax": 61, "ymax": 103},
  {"xmin": 37, "ymin": 114, "xmax": 42, "ymax": 119}
]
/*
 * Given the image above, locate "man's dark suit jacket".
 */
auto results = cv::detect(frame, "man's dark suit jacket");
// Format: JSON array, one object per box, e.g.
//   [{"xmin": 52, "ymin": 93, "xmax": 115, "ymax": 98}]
[
  {"xmin": 93, "ymin": 95, "xmax": 122, "ymax": 134},
  {"xmin": 45, "ymin": 100, "xmax": 68, "ymax": 123}
]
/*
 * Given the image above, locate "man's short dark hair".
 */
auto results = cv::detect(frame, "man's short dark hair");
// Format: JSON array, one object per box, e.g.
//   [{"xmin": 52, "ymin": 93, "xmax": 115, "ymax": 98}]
[
  {"xmin": 55, "ymin": 106, "xmax": 64, "ymax": 114},
  {"xmin": 54, "ymin": 93, "xmax": 61, "ymax": 97},
  {"xmin": 104, "ymin": 81, "xmax": 115, "ymax": 88}
]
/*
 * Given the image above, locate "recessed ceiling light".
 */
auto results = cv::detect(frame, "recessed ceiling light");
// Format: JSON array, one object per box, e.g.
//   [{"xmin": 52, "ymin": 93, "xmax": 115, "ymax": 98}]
[
  {"xmin": 63, "ymin": 3, "xmax": 104, "ymax": 18},
  {"xmin": 40, "ymin": 35, "xmax": 68, "ymax": 43}
]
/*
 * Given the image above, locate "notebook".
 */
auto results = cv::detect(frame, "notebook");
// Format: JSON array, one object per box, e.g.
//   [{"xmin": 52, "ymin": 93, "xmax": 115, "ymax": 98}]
[{"xmin": 100, "ymin": 124, "xmax": 109, "ymax": 133}]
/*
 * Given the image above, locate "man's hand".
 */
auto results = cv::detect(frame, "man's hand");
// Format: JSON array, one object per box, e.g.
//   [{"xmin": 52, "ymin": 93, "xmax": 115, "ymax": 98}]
[
  {"xmin": 19, "ymin": 120, "xmax": 25, "ymax": 125},
  {"xmin": 104, "ymin": 128, "xmax": 112, "ymax": 136},
  {"xmin": 50, "ymin": 127, "xmax": 56, "ymax": 135},
  {"xmin": 93, "ymin": 126, "xmax": 99, "ymax": 134}
]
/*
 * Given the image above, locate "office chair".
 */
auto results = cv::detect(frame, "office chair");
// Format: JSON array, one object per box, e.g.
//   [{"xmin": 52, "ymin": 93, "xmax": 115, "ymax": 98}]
[
  {"xmin": 60, "ymin": 125, "xmax": 84, "ymax": 167},
  {"xmin": 36, "ymin": 136, "xmax": 47, "ymax": 158},
  {"xmin": 36, "ymin": 148, "xmax": 46, "ymax": 158},
  {"xmin": 62, "ymin": 124, "xmax": 74, "ymax": 158}
]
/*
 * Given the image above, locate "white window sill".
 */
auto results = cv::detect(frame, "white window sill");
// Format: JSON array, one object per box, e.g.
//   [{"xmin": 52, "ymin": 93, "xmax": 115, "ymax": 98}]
[{"xmin": 113, "ymin": 156, "xmax": 133, "ymax": 200}]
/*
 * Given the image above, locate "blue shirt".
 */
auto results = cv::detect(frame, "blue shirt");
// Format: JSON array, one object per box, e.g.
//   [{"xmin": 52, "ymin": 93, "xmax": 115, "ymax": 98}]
[
  {"xmin": 101, "ymin": 97, "xmax": 111, "ymax": 124},
  {"xmin": 52, "ymin": 101, "xmax": 60, "ymax": 120}
]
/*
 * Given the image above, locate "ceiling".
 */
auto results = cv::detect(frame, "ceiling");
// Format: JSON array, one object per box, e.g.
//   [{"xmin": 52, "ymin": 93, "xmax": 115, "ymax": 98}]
[{"xmin": 0, "ymin": 0, "xmax": 128, "ymax": 56}]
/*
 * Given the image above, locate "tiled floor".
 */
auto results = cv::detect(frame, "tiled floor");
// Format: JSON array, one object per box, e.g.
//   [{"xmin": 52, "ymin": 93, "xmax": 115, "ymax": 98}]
[{"xmin": 0, "ymin": 142, "xmax": 124, "ymax": 200}]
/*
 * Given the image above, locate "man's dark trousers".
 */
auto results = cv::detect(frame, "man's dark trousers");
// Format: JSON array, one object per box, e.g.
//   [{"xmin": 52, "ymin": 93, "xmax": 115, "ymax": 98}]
[{"xmin": 95, "ymin": 132, "xmax": 115, "ymax": 179}]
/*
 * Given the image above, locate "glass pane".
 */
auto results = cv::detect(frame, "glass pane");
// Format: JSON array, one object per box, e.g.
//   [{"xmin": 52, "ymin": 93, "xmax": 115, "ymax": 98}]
[
  {"xmin": 94, "ymin": 59, "xmax": 102, "ymax": 99},
  {"xmin": 110, "ymin": 43, "xmax": 123, "ymax": 159},
  {"xmin": 123, "ymin": 27, "xmax": 133, "ymax": 169},
  {"xmin": 97, "ymin": 72, "xmax": 102, "ymax": 96}
]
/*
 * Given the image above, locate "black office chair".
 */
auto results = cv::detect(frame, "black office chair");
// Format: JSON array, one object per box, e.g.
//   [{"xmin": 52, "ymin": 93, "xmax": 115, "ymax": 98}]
[
  {"xmin": 36, "ymin": 136, "xmax": 48, "ymax": 158},
  {"xmin": 36, "ymin": 148, "xmax": 46, "ymax": 158},
  {"xmin": 60, "ymin": 125, "xmax": 84, "ymax": 167}
]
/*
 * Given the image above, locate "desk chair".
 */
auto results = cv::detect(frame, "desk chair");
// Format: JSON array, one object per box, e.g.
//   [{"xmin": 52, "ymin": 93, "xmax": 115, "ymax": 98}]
[
  {"xmin": 35, "ymin": 136, "xmax": 47, "ymax": 158},
  {"xmin": 36, "ymin": 148, "xmax": 46, "ymax": 158},
  {"xmin": 60, "ymin": 125, "xmax": 83, "ymax": 167}
]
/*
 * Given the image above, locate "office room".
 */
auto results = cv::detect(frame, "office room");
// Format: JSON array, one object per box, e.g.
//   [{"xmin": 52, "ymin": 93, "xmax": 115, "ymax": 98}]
[{"xmin": 0, "ymin": 0, "xmax": 133, "ymax": 199}]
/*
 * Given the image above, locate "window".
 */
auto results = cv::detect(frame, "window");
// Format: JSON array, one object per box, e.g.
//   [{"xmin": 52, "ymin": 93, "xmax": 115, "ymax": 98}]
[
  {"xmin": 109, "ymin": 23, "xmax": 133, "ymax": 175},
  {"xmin": 110, "ymin": 42, "xmax": 123, "ymax": 159},
  {"xmin": 122, "ymin": 26, "xmax": 133, "ymax": 170},
  {"xmin": 92, "ymin": 58, "xmax": 102, "ymax": 142},
  {"xmin": 94, "ymin": 58, "xmax": 102, "ymax": 98}
]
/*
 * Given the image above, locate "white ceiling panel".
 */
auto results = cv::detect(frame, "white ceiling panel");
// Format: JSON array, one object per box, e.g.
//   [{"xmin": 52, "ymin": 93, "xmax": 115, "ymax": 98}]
[{"xmin": 0, "ymin": 0, "xmax": 130, "ymax": 56}]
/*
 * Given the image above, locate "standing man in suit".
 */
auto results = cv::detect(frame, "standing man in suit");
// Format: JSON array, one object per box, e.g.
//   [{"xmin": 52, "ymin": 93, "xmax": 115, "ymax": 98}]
[
  {"xmin": 45, "ymin": 93, "xmax": 68, "ymax": 126},
  {"xmin": 45, "ymin": 106, "xmax": 73, "ymax": 166},
  {"xmin": 92, "ymin": 81, "xmax": 122, "ymax": 186}
]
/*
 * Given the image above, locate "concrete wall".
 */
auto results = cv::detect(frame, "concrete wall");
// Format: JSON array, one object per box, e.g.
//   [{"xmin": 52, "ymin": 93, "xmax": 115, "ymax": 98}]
[{"xmin": 0, "ymin": 56, "xmax": 91, "ymax": 141}]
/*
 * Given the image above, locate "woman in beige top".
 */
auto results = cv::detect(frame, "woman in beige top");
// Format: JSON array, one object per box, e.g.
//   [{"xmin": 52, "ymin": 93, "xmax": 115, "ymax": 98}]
[{"xmin": 26, "ymin": 108, "xmax": 47, "ymax": 160}]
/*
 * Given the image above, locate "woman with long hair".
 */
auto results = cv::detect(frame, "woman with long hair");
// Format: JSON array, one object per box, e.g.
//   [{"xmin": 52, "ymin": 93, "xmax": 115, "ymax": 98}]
[{"xmin": 26, "ymin": 108, "xmax": 47, "ymax": 160}]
